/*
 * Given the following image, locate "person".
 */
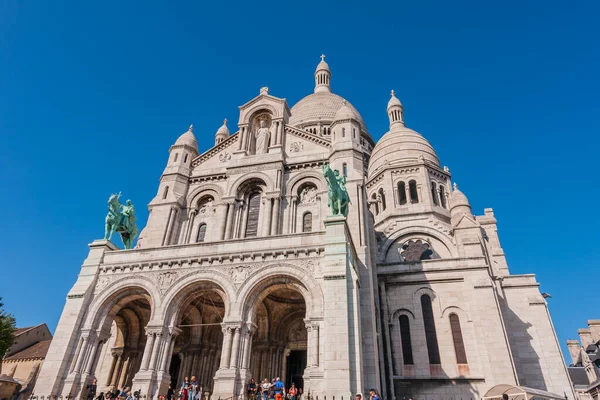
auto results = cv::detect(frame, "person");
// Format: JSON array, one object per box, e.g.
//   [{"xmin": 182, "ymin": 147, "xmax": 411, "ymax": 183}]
[
  {"xmin": 167, "ymin": 384, "xmax": 174, "ymax": 400},
  {"xmin": 88, "ymin": 379, "xmax": 98, "ymax": 400},
  {"xmin": 261, "ymin": 379, "xmax": 271, "ymax": 400},
  {"xmin": 247, "ymin": 378, "xmax": 257, "ymax": 400},
  {"xmin": 298, "ymin": 388, "xmax": 303, "ymax": 400},
  {"xmin": 269, "ymin": 379, "xmax": 276, "ymax": 400},
  {"xmin": 502, "ymin": 395, "xmax": 509, "ymax": 400},
  {"xmin": 119, "ymin": 387, "xmax": 130, "ymax": 400},
  {"xmin": 273, "ymin": 377, "xmax": 285, "ymax": 400},
  {"xmin": 181, "ymin": 377, "xmax": 190, "ymax": 400},
  {"xmin": 126, "ymin": 391, "xmax": 134, "ymax": 400},
  {"xmin": 355, "ymin": 395, "xmax": 361, "ymax": 400},
  {"xmin": 288, "ymin": 383, "xmax": 298, "ymax": 400},
  {"xmin": 189, "ymin": 376, "xmax": 198, "ymax": 400},
  {"xmin": 96, "ymin": 393, "xmax": 105, "ymax": 400},
  {"xmin": 368, "ymin": 389, "xmax": 380, "ymax": 400}
]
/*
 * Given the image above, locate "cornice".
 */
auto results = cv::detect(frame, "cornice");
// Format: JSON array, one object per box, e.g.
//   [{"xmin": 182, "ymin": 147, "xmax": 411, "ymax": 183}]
[
  {"xmin": 192, "ymin": 132, "xmax": 239, "ymax": 167},
  {"xmin": 285, "ymin": 125, "xmax": 331, "ymax": 147}
]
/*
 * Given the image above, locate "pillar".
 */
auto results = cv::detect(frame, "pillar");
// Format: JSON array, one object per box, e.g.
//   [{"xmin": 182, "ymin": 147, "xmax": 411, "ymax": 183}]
[
  {"xmin": 218, "ymin": 203, "xmax": 229, "ymax": 240},
  {"xmin": 271, "ymin": 197, "xmax": 280, "ymax": 235},
  {"xmin": 185, "ymin": 210, "xmax": 197, "ymax": 244},
  {"xmin": 161, "ymin": 334, "xmax": 177, "ymax": 372},
  {"xmin": 109, "ymin": 350, "xmax": 124, "ymax": 386},
  {"xmin": 263, "ymin": 198, "xmax": 273, "ymax": 237},
  {"xmin": 306, "ymin": 322, "xmax": 319, "ymax": 368},
  {"xmin": 148, "ymin": 331, "xmax": 163, "ymax": 371},
  {"xmin": 220, "ymin": 327, "xmax": 233, "ymax": 369},
  {"xmin": 240, "ymin": 200, "xmax": 249, "ymax": 238},
  {"xmin": 106, "ymin": 353, "xmax": 118, "ymax": 385},
  {"xmin": 225, "ymin": 202, "xmax": 236, "ymax": 240},
  {"xmin": 230, "ymin": 327, "xmax": 242, "ymax": 368},
  {"xmin": 84, "ymin": 337, "xmax": 101, "ymax": 375},
  {"xmin": 73, "ymin": 334, "xmax": 90, "ymax": 373},
  {"xmin": 140, "ymin": 331, "xmax": 156, "ymax": 371},
  {"xmin": 118, "ymin": 354, "xmax": 131, "ymax": 387}
]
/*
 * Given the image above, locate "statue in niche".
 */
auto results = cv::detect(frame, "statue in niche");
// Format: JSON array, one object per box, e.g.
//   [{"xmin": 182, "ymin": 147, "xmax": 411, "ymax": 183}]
[{"xmin": 254, "ymin": 117, "xmax": 271, "ymax": 155}]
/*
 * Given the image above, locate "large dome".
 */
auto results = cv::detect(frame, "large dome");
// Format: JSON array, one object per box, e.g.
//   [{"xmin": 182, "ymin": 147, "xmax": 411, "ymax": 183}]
[
  {"xmin": 368, "ymin": 126, "xmax": 440, "ymax": 177},
  {"xmin": 289, "ymin": 92, "xmax": 366, "ymax": 131}
]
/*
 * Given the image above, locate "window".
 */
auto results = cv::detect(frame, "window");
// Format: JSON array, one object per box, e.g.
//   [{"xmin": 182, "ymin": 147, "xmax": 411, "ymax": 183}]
[
  {"xmin": 245, "ymin": 192, "xmax": 261, "ymax": 237},
  {"xmin": 184, "ymin": 154, "xmax": 188, "ymax": 163},
  {"xmin": 450, "ymin": 314, "xmax": 467, "ymax": 364},
  {"xmin": 343, "ymin": 163, "xmax": 348, "ymax": 177},
  {"xmin": 409, "ymin": 180, "xmax": 419, "ymax": 203},
  {"xmin": 379, "ymin": 188, "xmax": 386, "ymax": 211},
  {"xmin": 302, "ymin": 212, "xmax": 312, "ymax": 232},
  {"xmin": 353, "ymin": 128, "xmax": 356, "ymax": 138},
  {"xmin": 440, "ymin": 186, "xmax": 447, "ymax": 209},
  {"xmin": 197, "ymin": 224, "xmax": 207, "ymax": 242},
  {"xmin": 421, "ymin": 294, "xmax": 441, "ymax": 364},
  {"xmin": 398, "ymin": 182, "xmax": 407, "ymax": 205},
  {"xmin": 173, "ymin": 153, "xmax": 178, "ymax": 162},
  {"xmin": 399, "ymin": 315, "xmax": 414, "ymax": 365},
  {"xmin": 431, "ymin": 182, "xmax": 439, "ymax": 206},
  {"xmin": 342, "ymin": 127, "xmax": 346, "ymax": 137},
  {"xmin": 163, "ymin": 186, "xmax": 169, "ymax": 200}
]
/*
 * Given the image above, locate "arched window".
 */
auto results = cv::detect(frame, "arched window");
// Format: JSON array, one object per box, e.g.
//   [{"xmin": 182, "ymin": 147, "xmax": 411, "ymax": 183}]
[
  {"xmin": 196, "ymin": 224, "xmax": 207, "ymax": 242},
  {"xmin": 184, "ymin": 154, "xmax": 188, "ymax": 163},
  {"xmin": 342, "ymin": 127, "xmax": 346, "ymax": 137},
  {"xmin": 302, "ymin": 212, "xmax": 313, "ymax": 232},
  {"xmin": 245, "ymin": 192, "xmax": 261, "ymax": 237},
  {"xmin": 371, "ymin": 193, "xmax": 379, "ymax": 215},
  {"xmin": 440, "ymin": 186, "xmax": 447, "ymax": 209},
  {"xmin": 409, "ymin": 180, "xmax": 419, "ymax": 203},
  {"xmin": 353, "ymin": 128, "xmax": 356, "ymax": 138},
  {"xmin": 163, "ymin": 186, "xmax": 169, "ymax": 200},
  {"xmin": 399, "ymin": 315, "xmax": 414, "ymax": 365},
  {"xmin": 398, "ymin": 182, "xmax": 407, "ymax": 205},
  {"xmin": 421, "ymin": 294, "xmax": 440, "ymax": 364},
  {"xmin": 379, "ymin": 188, "xmax": 386, "ymax": 211},
  {"xmin": 449, "ymin": 314, "xmax": 468, "ymax": 364},
  {"xmin": 431, "ymin": 182, "xmax": 439, "ymax": 206},
  {"xmin": 173, "ymin": 153, "xmax": 178, "ymax": 162},
  {"xmin": 343, "ymin": 163, "xmax": 348, "ymax": 177}
]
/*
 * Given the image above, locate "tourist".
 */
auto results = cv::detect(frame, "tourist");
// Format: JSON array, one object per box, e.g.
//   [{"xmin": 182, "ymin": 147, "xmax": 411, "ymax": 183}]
[
  {"xmin": 126, "ymin": 391, "xmax": 134, "ymax": 400},
  {"xmin": 298, "ymin": 388, "xmax": 303, "ymax": 400},
  {"xmin": 189, "ymin": 376, "xmax": 199, "ymax": 400},
  {"xmin": 88, "ymin": 379, "xmax": 98, "ymax": 400},
  {"xmin": 368, "ymin": 389, "xmax": 380, "ymax": 400},
  {"xmin": 288, "ymin": 383, "xmax": 297, "ymax": 400},
  {"xmin": 96, "ymin": 392, "xmax": 105, "ymax": 400},
  {"xmin": 269, "ymin": 379, "xmax": 276, "ymax": 400},
  {"xmin": 261, "ymin": 378, "xmax": 271, "ymax": 400},
  {"xmin": 273, "ymin": 377, "xmax": 285, "ymax": 400},
  {"xmin": 119, "ymin": 387, "xmax": 130, "ymax": 400},
  {"xmin": 167, "ymin": 384, "xmax": 174, "ymax": 400},
  {"xmin": 247, "ymin": 378, "xmax": 257, "ymax": 400},
  {"xmin": 355, "ymin": 394, "xmax": 361, "ymax": 400},
  {"xmin": 181, "ymin": 377, "xmax": 189, "ymax": 400}
]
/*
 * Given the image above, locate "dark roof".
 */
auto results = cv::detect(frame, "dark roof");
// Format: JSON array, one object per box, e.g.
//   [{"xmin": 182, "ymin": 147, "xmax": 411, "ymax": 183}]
[
  {"xmin": 568, "ymin": 367, "xmax": 590, "ymax": 387},
  {"xmin": 4, "ymin": 340, "xmax": 51, "ymax": 361},
  {"xmin": 13, "ymin": 326, "xmax": 36, "ymax": 336},
  {"xmin": 587, "ymin": 344, "xmax": 599, "ymax": 352}
]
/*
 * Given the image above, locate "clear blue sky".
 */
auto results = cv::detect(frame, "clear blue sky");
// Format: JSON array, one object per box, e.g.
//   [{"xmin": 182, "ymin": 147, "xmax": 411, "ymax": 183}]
[{"xmin": 1, "ymin": 0, "xmax": 598, "ymax": 360}]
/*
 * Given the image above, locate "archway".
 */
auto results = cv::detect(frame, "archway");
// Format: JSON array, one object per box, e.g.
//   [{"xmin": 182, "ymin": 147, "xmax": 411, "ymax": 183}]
[
  {"xmin": 247, "ymin": 283, "xmax": 308, "ymax": 391},
  {"xmin": 166, "ymin": 281, "xmax": 227, "ymax": 394},
  {"xmin": 91, "ymin": 290, "xmax": 152, "ymax": 395}
]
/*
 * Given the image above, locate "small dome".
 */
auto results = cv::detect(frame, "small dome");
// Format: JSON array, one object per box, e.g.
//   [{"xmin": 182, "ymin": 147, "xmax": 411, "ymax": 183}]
[
  {"xmin": 289, "ymin": 92, "xmax": 366, "ymax": 131},
  {"xmin": 334, "ymin": 100, "xmax": 359, "ymax": 122},
  {"xmin": 368, "ymin": 125, "xmax": 440, "ymax": 177},
  {"xmin": 316, "ymin": 58, "xmax": 330, "ymax": 73},
  {"xmin": 175, "ymin": 125, "xmax": 198, "ymax": 150},
  {"xmin": 216, "ymin": 119, "xmax": 229, "ymax": 137},
  {"xmin": 449, "ymin": 183, "xmax": 471, "ymax": 211},
  {"xmin": 388, "ymin": 90, "xmax": 403, "ymax": 109}
]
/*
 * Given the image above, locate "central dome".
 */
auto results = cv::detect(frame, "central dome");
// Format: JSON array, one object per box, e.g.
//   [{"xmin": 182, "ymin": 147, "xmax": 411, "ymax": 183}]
[
  {"xmin": 289, "ymin": 92, "xmax": 366, "ymax": 130},
  {"xmin": 368, "ymin": 126, "xmax": 440, "ymax": 177}
]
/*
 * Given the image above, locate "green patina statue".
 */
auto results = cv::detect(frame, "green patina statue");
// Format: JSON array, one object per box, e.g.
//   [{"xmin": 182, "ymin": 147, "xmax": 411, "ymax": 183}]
[
  {"xmin": 104, "ymin": 193, "xmax": 139, "ymax": 249},
  {"xmin": 322, "ymin": 163, "xmax": 350, "ymax": 217}
]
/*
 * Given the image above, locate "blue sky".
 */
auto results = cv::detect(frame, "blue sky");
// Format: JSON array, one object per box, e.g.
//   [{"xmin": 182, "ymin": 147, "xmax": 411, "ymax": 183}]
[{"xmin": 1, "ymin": 0, "xmax": 598, "ymax": 361}]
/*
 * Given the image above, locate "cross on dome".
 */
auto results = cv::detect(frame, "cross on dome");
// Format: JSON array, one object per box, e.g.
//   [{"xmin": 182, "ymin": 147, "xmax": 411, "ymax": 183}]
[
  {"xmin": 223, "ymin": 118, "xmax": 227, "ymax": 125},
  {"xmin": 453, "ymin": 183, "xmax": 459, "ymax": 190},
  {"xmin": 320, "ymin": 54, "xmax": 326, "ymax": 62},
  {"xmin": 391, "ymin": 90, "xmax": 396, "ymax": 97},
  {"xmin": 189, "ymin": 124, "xmax": 194, "ymax": 132}
]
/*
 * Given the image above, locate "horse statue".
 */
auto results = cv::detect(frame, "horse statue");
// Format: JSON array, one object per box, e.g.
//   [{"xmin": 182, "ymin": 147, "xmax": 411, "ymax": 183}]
[
  {"xmin": 322, "ymin": 163, "xmax": 350, "ymax": 217},
  {"xmin": 104, "ymin": 193, "xmax": 139, "ymax": 249}
]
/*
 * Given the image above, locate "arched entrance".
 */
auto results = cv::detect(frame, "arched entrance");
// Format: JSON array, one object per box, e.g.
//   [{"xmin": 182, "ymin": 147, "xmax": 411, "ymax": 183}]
[
  {"xmin": 167, "ymin": 281, "xmax": 227, "ymax": 395},
  {"xmin": 87, "ymin": 288, "xmax": 153, "ymax": 396},
  {"xmin": 247, "ymin": 282, "xmax": 308, "ymax": 391}
]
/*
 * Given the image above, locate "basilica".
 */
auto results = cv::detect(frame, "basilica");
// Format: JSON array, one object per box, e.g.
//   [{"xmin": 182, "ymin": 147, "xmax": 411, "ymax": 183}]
[{"xmin": 35, "ymin": 56, "xmax": 575, "ymax": 400}]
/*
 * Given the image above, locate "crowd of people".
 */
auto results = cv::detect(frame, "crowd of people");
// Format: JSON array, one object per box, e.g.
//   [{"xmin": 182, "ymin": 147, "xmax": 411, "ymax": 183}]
[{"xmin": 86, "ymin": 376, "xmax": 383, "ymax": 400}]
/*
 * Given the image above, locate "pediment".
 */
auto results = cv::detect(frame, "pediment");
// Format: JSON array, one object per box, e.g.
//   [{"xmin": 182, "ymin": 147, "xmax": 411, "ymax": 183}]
[
  {"xmin": 238, "ymin": 87, "xmax": 291, "ymax": 124},
  {"xmin": 454, "ymin": 214, "xmax": 479, "ymax": 229},
  {"xmin": 191, "ymin": 133, "xmax": 239, "ymax": 169}
]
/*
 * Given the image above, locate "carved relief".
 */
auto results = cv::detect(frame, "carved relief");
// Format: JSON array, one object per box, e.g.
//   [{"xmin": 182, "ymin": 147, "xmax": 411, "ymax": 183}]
[
  {"xmin": 299, "ymin": 187, "xmax": 318, "ymax": 205},
  {"xmin": 154, "ymin": 271, "xmax": 182, "ymax": 293},
  {"xmin": 96, "ymin": 276, "xmax": 112, "ymax": 292},
  {"xmin": 219, "ymin": 152, "xmax": 231, "ymax": 163},
  {"xmin": 198, "ymin": 198, "xmax": 215, "ymax": 216},
  {"xmin": 288, "ymin": 321, "xmax": 307, "ymax": 342},
  {"xmin": 289, "ymin": 142, "xmax": 304, "ymax": 153},
  {"xmin": 228, "ymin": 265, "xmax": 253, "ymax": 287}
]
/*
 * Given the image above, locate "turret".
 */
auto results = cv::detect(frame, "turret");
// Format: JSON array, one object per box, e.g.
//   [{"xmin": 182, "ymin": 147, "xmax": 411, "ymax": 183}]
[
  {"xmin": 387, "ymin": 90, "xmax": 404, "ymax": 128},
  {"xmin": 449, "ymin": 183, "xmax": 474, "ymax": 227},
  {"xmin": 314, "ymin": 54, "xmax": 331, "ymax": 94},
  {"xmin": 215, "ymin": 119, "xmax": 230, "ymax": 145}
]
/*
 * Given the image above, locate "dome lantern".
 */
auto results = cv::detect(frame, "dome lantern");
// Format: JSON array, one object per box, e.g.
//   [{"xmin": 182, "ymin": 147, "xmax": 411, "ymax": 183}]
[
  {"xmin": 387, "ymin": 90, "xmax": 404, "ymax": 128},
  {"xmin": 314, "ymin": 54, "xmax": 332, "ymax": 94},
  {"xmin": 215, "ymin": 118, "xmax": 230, "ymax": 145}
]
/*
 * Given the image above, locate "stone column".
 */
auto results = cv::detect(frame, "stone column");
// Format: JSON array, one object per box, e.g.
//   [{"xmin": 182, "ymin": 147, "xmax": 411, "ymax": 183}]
[
  {"xmin": 218, "ymin": 203, "xmax": 229, "ymax": 241},
  {"xmin": 277, "ymin": 121, "xmax": 284, "ymax": 145},
  {"xmin": 219, "ymin": 327, "xmax": 233, "ymax": 369},
  {"xmin": 73, "ymin": 334, "xmax": 91, "ymax": 373},
  {"xmin": 263, "ymin": 198, "xmax": 273, "ymax": 237},
  {"xmin": 109, "ymin": 349, "xmax": 124, "ymax": 386},
  {"xmin": 185, "ymin": 210, "xmax": 197, "ymax": 243},
  {"xmin": 140, "ymin": 331, "xmax": 156, "ymax": 371},
  {"xmin": 225, "ymin": 202, "xmax": 236, "ymax": 240},
  {"xmin": 148, "ymin": 331, "xmax": 163, "ymax": 371},
  {"xmin": 118, "ymin": 354, "xmax": 131, "ymax": 388},
  {"xmin": 306, "ymin": 322, "xmax": 319, "ymax": 368},
  {"xmin": 240, "ymin": 200, "xmax": 249, "ymax": 238},
  {"xmin": 241, "ymin": 327, "xmax": 254, "ymax": 370},
  {"xmin": 238, "ymin": 127, "xmax": 246, "ymax": 150},
  {"xmin": 161, "ymin": 333, "xmax": 177, "ymax": 372},
  {"xmin": 84, "ymin": 336, "xmax": 101, "ymax": 375},
  {"xmin": 229, "ymin": 327, "xmax": 242, "ymax": 368},
  {"xmin": 270, "ymin": 197, "xmax": 280, "ymax": 235},
  {"xmin": 405, "ymin": 185, "xmax": 411, "ymax": 204},
  {"xmin": 106, "ymin": 352, "xmax": 118, "ymax": 385}
]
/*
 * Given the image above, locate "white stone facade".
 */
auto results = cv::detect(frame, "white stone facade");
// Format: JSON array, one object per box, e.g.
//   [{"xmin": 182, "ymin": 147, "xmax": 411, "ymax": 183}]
[{"xmin": 34, "ymin": 57, "xmax": 574, "ymax": 400}]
